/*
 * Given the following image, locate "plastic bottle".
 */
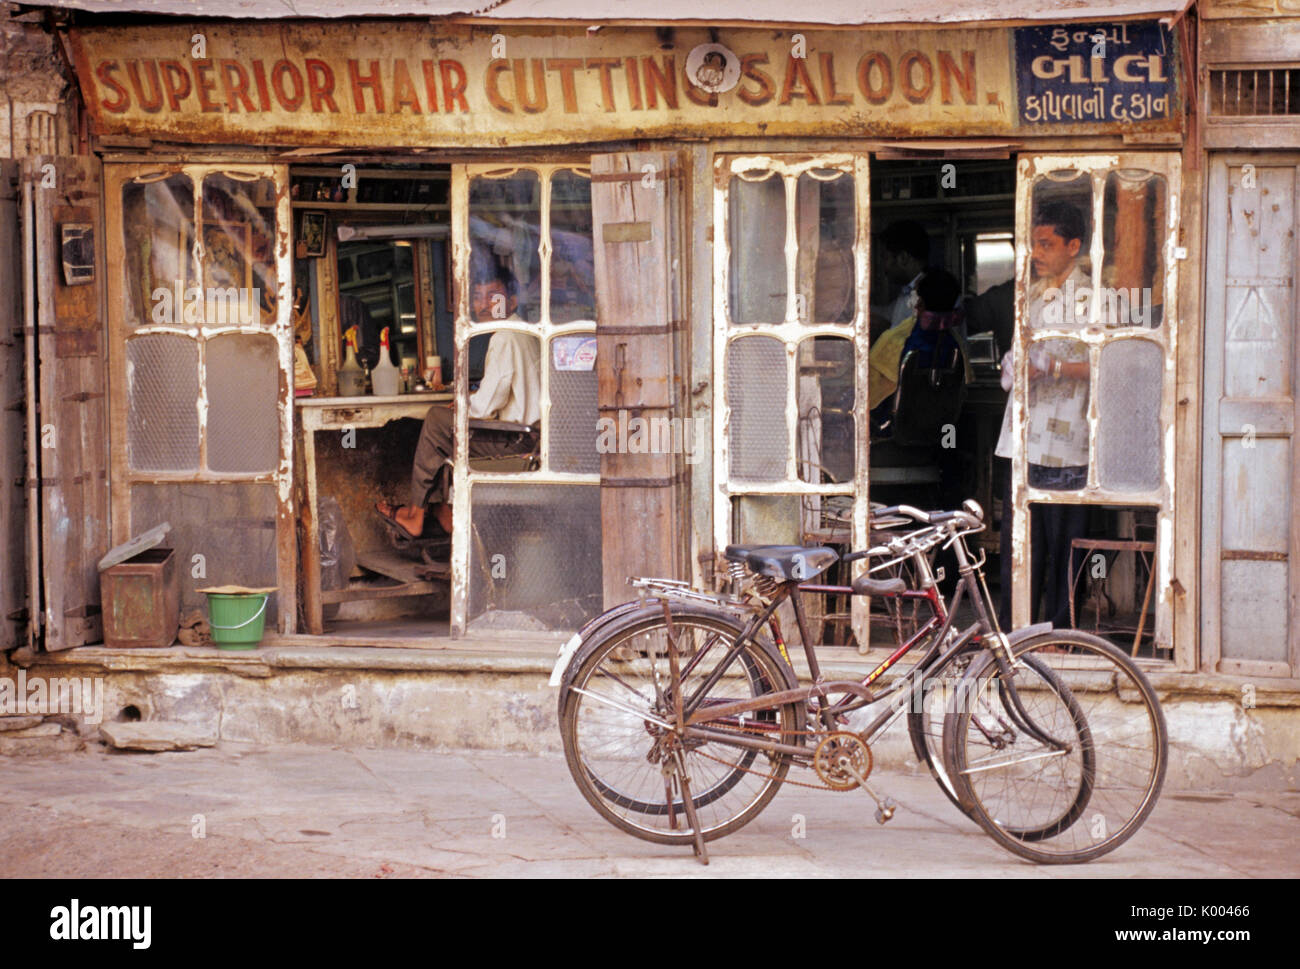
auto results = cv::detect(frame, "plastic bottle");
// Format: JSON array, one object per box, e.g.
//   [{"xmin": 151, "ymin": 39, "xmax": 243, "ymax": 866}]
[
  {"xmin": 371, "ymin": 326, "xmax": 401, "ymax": 397},
  {"xmin": 337, "ymin": 326, "xmax": 367, "ymax": 397}
]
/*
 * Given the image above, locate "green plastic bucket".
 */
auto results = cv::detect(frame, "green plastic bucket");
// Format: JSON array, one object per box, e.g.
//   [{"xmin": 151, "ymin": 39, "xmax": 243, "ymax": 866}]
[{"xmin": 205, "ymin": 592, "xmax": 269, "ymax": 650}]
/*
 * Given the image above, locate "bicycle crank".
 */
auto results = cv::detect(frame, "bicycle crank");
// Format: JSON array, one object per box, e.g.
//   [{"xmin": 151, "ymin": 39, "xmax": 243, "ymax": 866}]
[{"xmin": 813, "ymin": 732, "xmax": 873, "ymax": 791}]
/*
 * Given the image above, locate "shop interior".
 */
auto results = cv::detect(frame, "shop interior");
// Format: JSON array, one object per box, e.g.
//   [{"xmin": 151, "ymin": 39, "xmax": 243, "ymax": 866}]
[{"xmin": 285, "ymin": 156, "xmax": 1163, "ymax": 656}]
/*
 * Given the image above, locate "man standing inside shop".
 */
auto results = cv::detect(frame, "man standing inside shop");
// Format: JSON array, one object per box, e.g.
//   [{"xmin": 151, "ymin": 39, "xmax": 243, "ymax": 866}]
[{"xmin": 996, "ymin": 200, "xmax": 1091, "ymax": 631}]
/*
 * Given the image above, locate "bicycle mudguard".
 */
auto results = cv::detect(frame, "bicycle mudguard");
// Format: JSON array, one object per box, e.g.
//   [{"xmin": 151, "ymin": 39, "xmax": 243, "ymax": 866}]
[
  {"xmin": 1005, "ymin": 622, "xmax": 1053, "ymax": 647},
  {"xmin": 548, "ymin": 598, "xmax": 653, "ymax": 688},
  {"xmin": 553, "ymin": 600, "xmax": 772, "ymax": 696}
]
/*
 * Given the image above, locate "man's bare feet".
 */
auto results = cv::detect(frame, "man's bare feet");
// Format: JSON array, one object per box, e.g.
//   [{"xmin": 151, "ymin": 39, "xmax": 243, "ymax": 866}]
[
  {"xmin": 376, "ymin": 500, "xmax": 425, "ymax": 539},
  {"xmin": 434, "ymin": 502, "xmax": 453, "ymax": 533}
]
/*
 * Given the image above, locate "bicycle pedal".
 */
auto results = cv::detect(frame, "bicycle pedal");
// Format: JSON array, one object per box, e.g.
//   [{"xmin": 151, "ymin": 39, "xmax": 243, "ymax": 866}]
[{"xmin": 874, "ymin": 798, "xmax": 897, "ymax": 825}]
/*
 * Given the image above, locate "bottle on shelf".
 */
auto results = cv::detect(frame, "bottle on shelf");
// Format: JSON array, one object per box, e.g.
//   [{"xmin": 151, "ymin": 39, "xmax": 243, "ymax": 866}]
[
  {"xmin": 337, "ymin": 325, "xmax": 366, "ymax": 397},
  {"xmin": 371, "ymin": 326, "xmax": 401, "ymax": 397}
]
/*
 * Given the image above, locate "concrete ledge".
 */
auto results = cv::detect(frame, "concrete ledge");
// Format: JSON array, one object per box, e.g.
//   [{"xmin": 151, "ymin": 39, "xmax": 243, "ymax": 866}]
[{"xmin": 9, "ymin": 642, "xmax": 1298, "ymax": 789}]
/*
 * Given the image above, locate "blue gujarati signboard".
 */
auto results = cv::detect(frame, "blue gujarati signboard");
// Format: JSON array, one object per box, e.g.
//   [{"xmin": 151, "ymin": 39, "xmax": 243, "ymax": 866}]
[{"xmin": 1015, "ymin": 21, "xmax": 1177, "ymax": 127}]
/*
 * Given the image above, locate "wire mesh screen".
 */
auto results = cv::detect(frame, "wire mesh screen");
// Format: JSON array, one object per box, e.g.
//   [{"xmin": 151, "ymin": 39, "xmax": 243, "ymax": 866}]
[
  {"xmin": 727, "ymin": 336, "xmax": 789, "ymax": 481},
  {"xmin": 126, "ymin": 333, "xmax": 199, "ymax": 472},
  {"xmin": 467, "ymin": 483, "xmax": 601, "ymax": 631},
  {"xmin": 206, "ymin": 332, "xmax": 280, "ymax": 473},
  {"xmin": 1097, "ymin": 339, "xmax": 1162, "ymax": 491},
  {"xmin": 130, "ymin": 482, "xmax": 278, "ymax": 625},
  {"xmin": 548, "ymin": 353, "xmax": 599, "ymax": 475}
]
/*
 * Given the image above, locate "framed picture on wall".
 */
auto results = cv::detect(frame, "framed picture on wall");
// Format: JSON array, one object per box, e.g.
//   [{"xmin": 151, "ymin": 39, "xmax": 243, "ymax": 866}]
[{"xmin": 300, "ymin": 210, "xmax": 327, "ymax": 258}]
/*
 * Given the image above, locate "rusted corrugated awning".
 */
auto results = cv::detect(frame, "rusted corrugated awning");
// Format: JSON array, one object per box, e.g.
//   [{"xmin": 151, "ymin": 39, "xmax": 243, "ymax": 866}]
[{"xmin": 23, "ymin": 0, "xmax": 1190, "ymax": 25}]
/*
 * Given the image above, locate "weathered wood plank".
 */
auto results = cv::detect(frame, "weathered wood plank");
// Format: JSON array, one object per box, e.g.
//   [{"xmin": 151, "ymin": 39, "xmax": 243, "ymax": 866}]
[
  {"xmin": 30, "ymin": 156, "xmax": 110, "ymax": 649},
  {"xmin": 592, "ymin": 150, "xmax": 690, "ymax": 608}
]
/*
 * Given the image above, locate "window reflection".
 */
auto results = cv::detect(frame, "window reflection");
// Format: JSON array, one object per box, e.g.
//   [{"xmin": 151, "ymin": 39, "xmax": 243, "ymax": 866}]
[
  {"xmin": 796, "ymin": 170, "xmax": 855, "ymax": 324},
  {"xmin": 469, "ymin": 171, "xmax": 542, "ymax": 323},
  {"xmin": 798, "ymin": 335, "xmax": 855, "ymax": 484},
  {"xmin": 549, "ymin": 169, "xmax": 596, "ymax": 323},
  {"xmin": 1102, "ymin": 170, "xmax": 1166, "ymax": 328},
  {"xmin": 122, "ymin": 173, "xmax": 195, "ymax": 327},
  {"xmin": 729, "ymin": 172, "xmax": 787, "ymax": 323},
  {"xmin": 200, "ymin": 173, "xmax": 277, "ymax": 325}
]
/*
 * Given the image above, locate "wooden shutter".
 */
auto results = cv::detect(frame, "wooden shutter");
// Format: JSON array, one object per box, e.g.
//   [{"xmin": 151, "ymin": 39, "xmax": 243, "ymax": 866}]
[
  {"xmin": 1202, "ymin": 154, "xmax": 1300, "ymax": 677},
  {"xmin": 591, "ymin": 151, "xmax": 689, "ymax": 608},
  {"xmin": 22, "ymin": 156, "xmax": 111, "ymax": 650}
]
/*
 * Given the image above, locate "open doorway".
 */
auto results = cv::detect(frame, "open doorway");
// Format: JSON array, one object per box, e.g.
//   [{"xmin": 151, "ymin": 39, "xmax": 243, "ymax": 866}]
[{"xmin": 291, "ymin": 162, "xmax": 457, "ymax": 640}]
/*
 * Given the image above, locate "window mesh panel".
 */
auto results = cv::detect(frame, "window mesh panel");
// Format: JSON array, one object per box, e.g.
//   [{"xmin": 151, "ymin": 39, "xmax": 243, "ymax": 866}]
[
  {"xmin": 207, "ymin": 332, "xmax": 280, "ymax": 473},
  {"xmin": 130, "ymin": 483, "xmax": 278, "ymax": 624},
  {"xmin": 548, "ymin": 355, "xmax": 599, "ymax": 475},
  {"xmin": 126, "ymin": 333, "xmax": 199, "ymax": 471},
  {"xmin": 467, "ymin": 483, "xmax": 601, "ymax": 631},
  {"xmin": 727, "ymin": 336, "xmax": 788, "ymax": 481},
  {"xmin": 1097, "ymin": 339, "xmax": 1162, "ymax": 491}
]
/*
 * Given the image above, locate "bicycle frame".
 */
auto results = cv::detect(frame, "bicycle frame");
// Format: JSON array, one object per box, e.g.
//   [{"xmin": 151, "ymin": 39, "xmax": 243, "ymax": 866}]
[{"xmin": 672, "ymin": 523, "xmax": 1007, "ymax": 762}]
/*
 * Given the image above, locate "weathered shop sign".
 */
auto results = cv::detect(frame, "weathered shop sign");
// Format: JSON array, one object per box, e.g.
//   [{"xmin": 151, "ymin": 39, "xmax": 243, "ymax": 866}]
[
  {"xmin": 1015, "ymin": 21, "xmax": 1177, "ymax": 126},
  {"xmin": 66, "ymin": 22, "xmax": 1180, "ymax": 147}
]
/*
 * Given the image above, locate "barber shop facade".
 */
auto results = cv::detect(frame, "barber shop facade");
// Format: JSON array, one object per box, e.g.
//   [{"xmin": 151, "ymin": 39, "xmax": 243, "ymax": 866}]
[{"xmin": 4, "ymin": 2, "xmax": 1299, "ymax": 764}]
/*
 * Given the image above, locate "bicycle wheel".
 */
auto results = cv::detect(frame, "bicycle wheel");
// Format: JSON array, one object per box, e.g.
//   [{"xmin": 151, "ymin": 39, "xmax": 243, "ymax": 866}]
[
  {"xmin": 943, "ymin": 629, "xmax": 1167, "ymax": 864},
  {"xmin": 559, "ymin": 608, "xmax": 803, "ymax": 846},
  {"xmin": 906, "ymin": 649, "xmax": 975, "ymax": 817}
]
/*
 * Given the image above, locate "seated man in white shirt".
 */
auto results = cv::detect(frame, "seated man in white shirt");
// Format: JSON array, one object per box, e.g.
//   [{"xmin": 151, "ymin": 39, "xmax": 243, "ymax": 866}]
[{"xmin": 375, "ymin": 271, "xmax": 541, "ymax": 539}]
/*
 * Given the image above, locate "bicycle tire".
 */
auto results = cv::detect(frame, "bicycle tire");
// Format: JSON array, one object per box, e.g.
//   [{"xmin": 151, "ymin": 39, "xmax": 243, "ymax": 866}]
[
  {"xmin": 906, "ymin": 650, "xmax": 976, "ymax": 817},
  {"xmin": 943, "ymin": 629, "xmax": 1167, "ymax": 864},
  {"xmin": 559, "ymin": 606, "xmax": 804, "ymax": 846}
]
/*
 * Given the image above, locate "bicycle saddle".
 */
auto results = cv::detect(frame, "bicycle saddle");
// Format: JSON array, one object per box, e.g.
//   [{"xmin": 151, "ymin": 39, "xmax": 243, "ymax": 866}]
[{"xmin": 724, "ymin": 545, "xmax": 838, "ymax": 581}]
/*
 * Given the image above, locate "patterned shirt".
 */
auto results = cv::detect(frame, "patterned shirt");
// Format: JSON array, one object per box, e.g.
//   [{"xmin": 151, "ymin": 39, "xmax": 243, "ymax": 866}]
[{"xmin": 995, "ymin": 264, "xmax": 1091, "ymax": 468}]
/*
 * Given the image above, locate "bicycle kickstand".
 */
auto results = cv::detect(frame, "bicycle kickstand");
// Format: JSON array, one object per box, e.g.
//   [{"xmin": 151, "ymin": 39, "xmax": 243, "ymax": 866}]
[
  {"xmin": 838, "ymin": 756, "xmax": 899, "ymax": 825},
  {"xmin": 672, "ymin": 748, "xmax": 709, "ymax": 865}
]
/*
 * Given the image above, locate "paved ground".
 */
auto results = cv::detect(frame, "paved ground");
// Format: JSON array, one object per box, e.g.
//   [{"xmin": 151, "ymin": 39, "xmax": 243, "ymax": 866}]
[{"xmin": 0, "ymin": 742, "xmax": 1296, "ymax": 878}]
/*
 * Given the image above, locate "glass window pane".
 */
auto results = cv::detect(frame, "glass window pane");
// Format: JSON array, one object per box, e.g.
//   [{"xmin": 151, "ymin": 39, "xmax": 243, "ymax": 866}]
[
  {"xmin": 796, "ymin": 170, "xmax": 855, "ymax": 324},
  {"xmin": 125, "ymin": 333, "xmax": 199, "ymax": 471},
  {"xmin": 469, "ymin": 171, "xmax": 541, "ymax": 323},
  {"xmin": 1030, "ymin": 170, "xmax": 1092, "ymax": 299},
  {"xmin": 1097, "ymin": 338, "xmax": 1162, "ymax": 491},
  {"xmin": 1026, "ymin": 173, "xmax": 1093, "ymax": 493},
  {"xmin": 549, "ymin": 169, "xmax": 595, "ymax": 323},
  {"xmin": 798, "ymin": 336, "xmax": 855, "ymax": 484},
  {"xmin": 207, "ymin": 332, "xmax": 279, "ymax": 473},
  {"xmin": 122, "ymin": 173, "xmax": 195, "ymax": 329},
  {"xmin": 200, "ymin": 173, "xmax": 278, "ymax": 326},
  {"xmin": 729, "ymin": 172, "xmax": 787, "ymax": 323},
  {"xmin": 1102, "ymin": 170, "xmax": 1166, "ymax": 328},
  {"xmin": 727, "ymin": 335, "xmax": 788, "ymax": 481},
  {"xmin": 1025, "ymin": 337, "xmax": 1090, "ymax": 491},
  {"xmin": 467, "ymin": 328, "xmax": 541, "ymax": 473}
]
